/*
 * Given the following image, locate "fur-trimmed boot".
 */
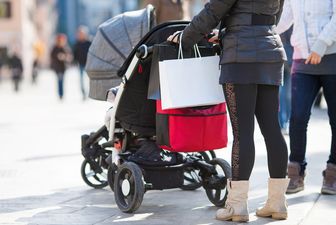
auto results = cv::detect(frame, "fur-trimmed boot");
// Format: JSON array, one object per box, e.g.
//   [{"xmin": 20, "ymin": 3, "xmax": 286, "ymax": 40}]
[
  {"xmin": 286, "ymin": 162, "xmax": 305, "ymax": 194},
  {"xmin": 216, "ymin": 180, "xmax": 249, "ymax": 222},
  {"xmin": 256, "ymin": 178, "xmax": 290, "ymax": 220},
  {"xmin": 321, "ymin": 163, "xmax": 336, "ymax": 195}
]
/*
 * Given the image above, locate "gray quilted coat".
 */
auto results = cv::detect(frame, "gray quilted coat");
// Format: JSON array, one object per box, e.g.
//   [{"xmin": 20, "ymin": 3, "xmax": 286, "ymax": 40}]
[{"xmin": 182, "ymin": 0, "xmax": 287, "ymax": 64}]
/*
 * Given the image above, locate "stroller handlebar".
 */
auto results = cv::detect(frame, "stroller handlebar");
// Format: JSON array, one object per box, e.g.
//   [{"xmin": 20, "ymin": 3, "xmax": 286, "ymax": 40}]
[{"xmin": 136, "ymin": 45, "xmax": 153, "ymax": 59}]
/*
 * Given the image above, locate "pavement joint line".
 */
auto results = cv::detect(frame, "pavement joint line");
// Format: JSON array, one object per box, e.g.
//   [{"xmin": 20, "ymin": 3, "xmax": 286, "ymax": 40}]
[
  {"xmin": 21, "ymin": 153, "xmax": 79, "ymax": 162},
  {"xmin": 48, "ymin": 204, "xmax": 89, "ymax": 214},
  {"xmin": 92, "ymin": 214, "xmax": 115, "ymax": 225},
  {"xmin": 67, "ymin": 205, "xmax": 88, "ymax": 214},
  {"xmin": 298, "ymin": 193, "xmax": 321, "ymax": 225},
  {"xmin": 59, "ymin": 195, "xmax": 87, "ymax": 205}
]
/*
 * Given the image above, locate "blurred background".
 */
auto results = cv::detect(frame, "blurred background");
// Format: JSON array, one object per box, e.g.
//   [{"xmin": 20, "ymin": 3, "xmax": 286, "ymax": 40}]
[
  {"xmin": 0, "ymin": 2, "xmax": 332, "ymax": 225},
  {"xmin": 0, "ymin": 0, "xmax": 213, "ymax": 199},
  {"xmin": 0, "ymin": 0, "xmax": 207, "ymax": 80}
]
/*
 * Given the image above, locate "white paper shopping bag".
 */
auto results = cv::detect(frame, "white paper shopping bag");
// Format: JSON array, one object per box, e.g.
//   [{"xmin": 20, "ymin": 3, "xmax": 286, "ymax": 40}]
[{"xmin": 158, "ymin": 39, "xmax": 225, "ymax": 110}]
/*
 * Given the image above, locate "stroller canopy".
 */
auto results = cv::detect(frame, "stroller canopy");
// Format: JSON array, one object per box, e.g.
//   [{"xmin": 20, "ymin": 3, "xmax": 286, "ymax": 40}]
[{"xmin": 86, "ymin": 5, "xmax": 155, "ymax": 100}]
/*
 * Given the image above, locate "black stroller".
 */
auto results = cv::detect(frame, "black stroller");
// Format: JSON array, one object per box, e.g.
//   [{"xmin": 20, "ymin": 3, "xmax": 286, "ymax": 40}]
[{"xmin": 80, "ymin": 5, "xmax": 231, "ymax": 213}]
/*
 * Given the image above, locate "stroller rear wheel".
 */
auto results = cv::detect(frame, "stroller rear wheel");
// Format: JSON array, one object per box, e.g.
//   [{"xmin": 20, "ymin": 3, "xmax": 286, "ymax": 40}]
[
  {"xmin": 204, "ymin": 158, "xmax": 231, "ymax": 207},
  {"xmin": 114, "ymin": 162, "xmax": 145, "ymax": 213},
  {"xmin": 81, "ymin": 159, "xmax": 108, "ymax": 189}
]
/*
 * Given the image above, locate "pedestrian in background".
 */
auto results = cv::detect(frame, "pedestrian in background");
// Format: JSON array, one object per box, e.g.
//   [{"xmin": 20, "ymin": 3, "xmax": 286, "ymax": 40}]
[
  {"xmin": 277, "ymin": 0, "xmax": 336, "ymax": 195},
  {"xmin": 279, "ymin": 26, "xmax": 293, "ymax": 135},
  {"xmin": 168, "ymin": 0, "xmax": 289, "ymax": 222},
  {"xmin": 142, "ymin": 0, "xmax": 184, "ymax": 24},
  {"xmin": 8, "ymin": 52, "xmax": 23, "ymax": 92},
  {"xmin": 50, "ymin": 34, "xmax": 72, "ymax": 100},
  {"xmin": 73, "ymin": 26, "xmax": 91, "ymax": 100}
]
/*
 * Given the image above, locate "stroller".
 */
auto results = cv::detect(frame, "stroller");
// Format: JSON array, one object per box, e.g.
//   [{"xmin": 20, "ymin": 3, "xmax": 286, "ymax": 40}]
[{"xmin": 80, "ymin": 5, "xmax": 231, "ymax": 213}]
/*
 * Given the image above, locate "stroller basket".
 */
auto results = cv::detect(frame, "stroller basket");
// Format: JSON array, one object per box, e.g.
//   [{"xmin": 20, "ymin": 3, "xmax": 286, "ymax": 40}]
[
  {"xmin": 156, "ymin": 101, "xmax": 228, "ymax": 152},
  {"xmin": 142, "ymin": 165, "xmax": 185, "ymax": 190}
]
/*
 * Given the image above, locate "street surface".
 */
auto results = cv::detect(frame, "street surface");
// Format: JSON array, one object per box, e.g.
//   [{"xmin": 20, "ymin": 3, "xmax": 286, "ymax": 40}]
[{"xmin": 0, "ymin": 68, "xmax": 335, "ymax": 225}]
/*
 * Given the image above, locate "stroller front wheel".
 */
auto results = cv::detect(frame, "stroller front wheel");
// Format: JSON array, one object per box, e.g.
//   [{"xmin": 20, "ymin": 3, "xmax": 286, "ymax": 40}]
[
  {"xmin": 114, "ymin": 162, "xmax": 145, "ymax": 213},
  {"xmin": 80, "ymin": 159, "xmax": 108, "ymax": 189},
  {"xmin": 204, "ymin": 158, "xmax": 231, "ymax": 207}
]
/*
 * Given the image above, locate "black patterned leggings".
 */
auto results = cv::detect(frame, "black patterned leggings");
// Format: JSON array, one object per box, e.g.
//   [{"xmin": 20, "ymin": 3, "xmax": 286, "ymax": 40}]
[{"xmin": 223, "ymin": 83, "xmax": 288, "ymax": 180}]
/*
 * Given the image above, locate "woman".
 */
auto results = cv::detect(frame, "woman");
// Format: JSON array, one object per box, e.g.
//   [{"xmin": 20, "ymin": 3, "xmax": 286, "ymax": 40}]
[
  {"xmin": 168, "ymin": 0, "xmax": 289, "ymax": 222},
  {"xmin": 277, "ymin": 0, "xmax": 336, "ymax": 195}
]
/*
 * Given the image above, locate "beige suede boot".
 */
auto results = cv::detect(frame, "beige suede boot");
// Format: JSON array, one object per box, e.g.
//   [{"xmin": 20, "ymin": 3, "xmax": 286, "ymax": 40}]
[
  {"xmin": 256, "ymin": 178, "xmax": 290, "ymax": 220},
  {"xmin": 216, "ymin": 180, "xmax": 249, "ymax": 222}
]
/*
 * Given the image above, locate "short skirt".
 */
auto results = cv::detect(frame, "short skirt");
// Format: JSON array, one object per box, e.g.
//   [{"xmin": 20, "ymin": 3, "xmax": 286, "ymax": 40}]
[{"xmin": 220, "ymin": 62, "xmax": 284, "ymax": 86}]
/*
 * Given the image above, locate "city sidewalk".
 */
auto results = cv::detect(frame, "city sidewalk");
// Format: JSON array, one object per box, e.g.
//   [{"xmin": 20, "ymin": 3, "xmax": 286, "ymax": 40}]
[{"xmin": 0, "ymin": 68, "xmax": 335, "ymax": 225}]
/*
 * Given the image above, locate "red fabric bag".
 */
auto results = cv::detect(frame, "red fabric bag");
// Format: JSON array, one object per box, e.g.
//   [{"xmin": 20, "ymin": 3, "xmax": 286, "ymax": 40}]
[{"xmin": 156, "ymin": 101, "xmax": 228, "ymax": 152}]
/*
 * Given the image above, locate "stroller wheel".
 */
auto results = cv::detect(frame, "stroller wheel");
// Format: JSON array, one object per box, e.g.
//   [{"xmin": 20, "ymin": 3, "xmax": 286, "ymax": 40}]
[
  {"xmin": 81, "ymin": 159, "xmax": 108, "ymax": 189},
  {"xmin": 114, "ymin": 162, "xmax": 144, "ymax": 213},
  {"xmin": 204, "ymin": 158, "xmax": 231, "ymax": 207},
  {"xmin": 180, "ymin": 152, "xmax": 210, "ymax": 191}
]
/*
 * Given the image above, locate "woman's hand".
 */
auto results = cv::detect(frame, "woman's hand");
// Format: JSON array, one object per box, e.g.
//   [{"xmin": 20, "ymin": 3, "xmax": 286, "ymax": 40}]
[
  {"xmin": 207, "ymin": 29, "xmax": 219, "ymax": 44},
  {"xmin": 305, "ymin": 52, "xmax": 322, "ymax": 65},
  {"xmin": 167, "ymin": 31, "xmax": 182, "ymax": 43}
]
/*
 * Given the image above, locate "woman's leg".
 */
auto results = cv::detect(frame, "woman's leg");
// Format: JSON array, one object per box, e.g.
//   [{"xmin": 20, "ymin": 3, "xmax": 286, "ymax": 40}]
[
  {"xmin": 320, "ymin": 75, "xmax": 336, "ymax": 165},
  {"xmin": 286, "ymin": 73, "xmax": 320, "ymax": 193},
  {"xmin": 289, "ymin": 73, "xmax": 321, "ymax": 164},
  {"xmin": 217, "ymin": 83, "xmax": 256, "ymax": 222},
  {"xmin": 223, "ymin": 83, "xmax": 257, "ymax": 180},
  {"xmin": 255, "ymin": 84, "xmax": 288, "ymax": 178},
  {"xmin": 320, "ymin": 75, "xmax": 336, "ymax": 194},
  {"xmin": 255, "ymin": 85, "xmax": 290, "ymax": 220}
]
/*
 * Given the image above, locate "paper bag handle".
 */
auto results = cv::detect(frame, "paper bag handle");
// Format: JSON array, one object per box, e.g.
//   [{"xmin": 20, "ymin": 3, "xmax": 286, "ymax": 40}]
[{"xmin": 178, "ymin": 32, "xmax": 201, "ymax": 59}]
